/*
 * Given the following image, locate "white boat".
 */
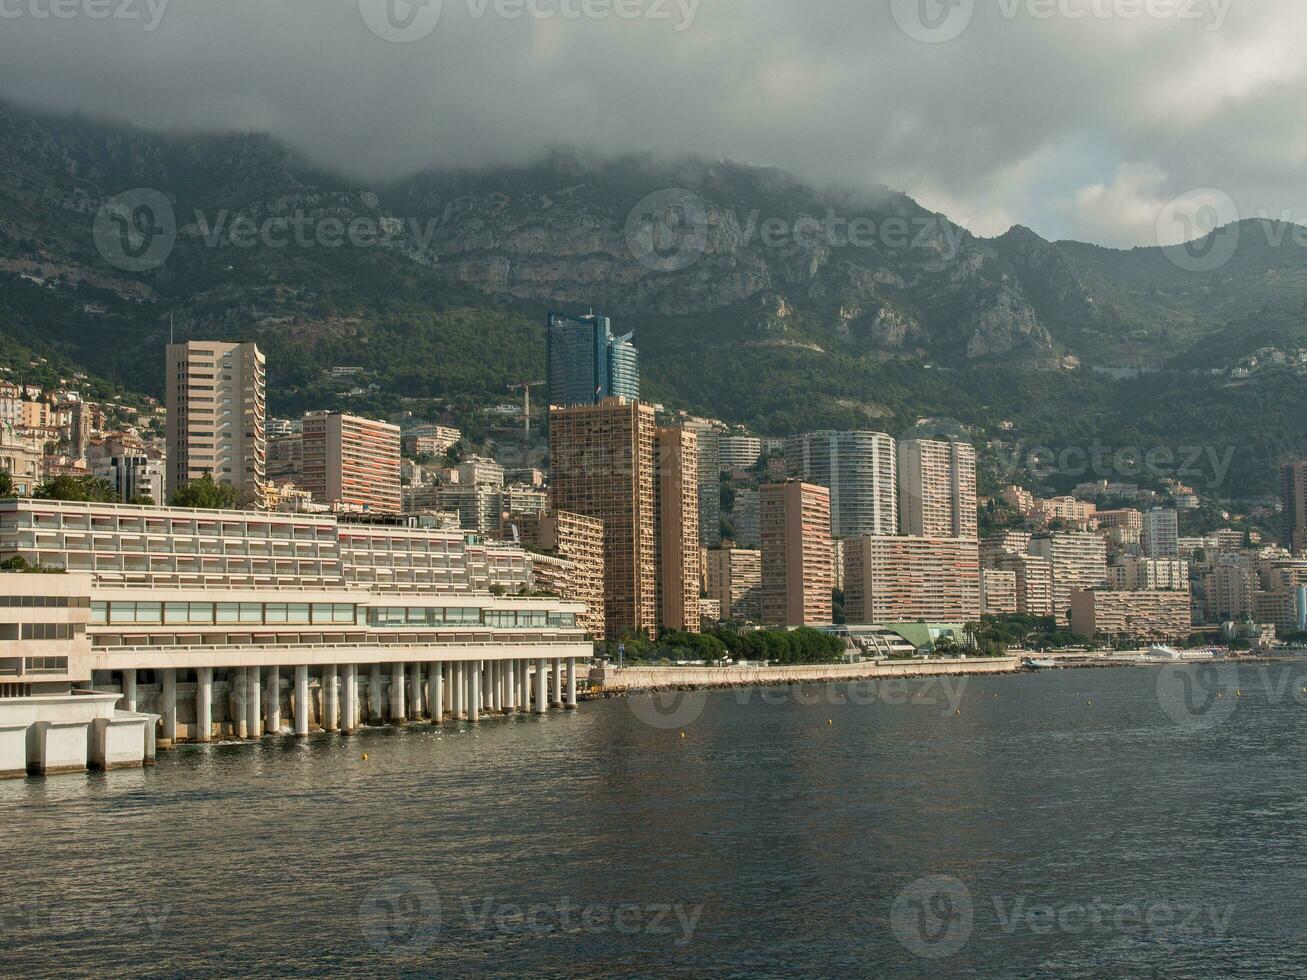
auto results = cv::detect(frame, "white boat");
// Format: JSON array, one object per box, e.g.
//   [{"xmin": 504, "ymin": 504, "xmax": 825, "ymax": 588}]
[
  {"xmin": 1022, "ymin": 657, "xmax": 1058, "ymax": 670},
  {"xmin": 1146, "ymin": 645, "xmax": 1183, "ymax": 661}
]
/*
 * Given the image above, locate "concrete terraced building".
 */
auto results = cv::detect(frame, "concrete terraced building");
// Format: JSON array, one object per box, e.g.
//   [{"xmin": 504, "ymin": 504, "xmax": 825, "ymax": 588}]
[
  {"xmin": 654, "ymin": 427, "xmax": 701, "ymax": 633},
  {"xmin": 1070, "ymin": 589, "xmax": 1192, "ymax": 641},
  {"xmin": 705, "ymin": 547, "xmax": 762, "ymax": 623},
  {"xmin": 1029, "ymin": 532, "xmax": 1108, "ymax": 626},
  {"xmin": 510, "ymin": 510, "xmax": 606, "ymax": 640},
  {"xmin": 0, "ymin": 498, "xmax": 591, "ymax": 779}
]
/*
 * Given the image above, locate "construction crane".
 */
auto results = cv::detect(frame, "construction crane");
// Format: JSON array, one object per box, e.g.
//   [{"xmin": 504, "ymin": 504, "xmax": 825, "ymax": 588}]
[{"xmin": 507, "ymin": 380, "xmax": 544, "ymax": 443}]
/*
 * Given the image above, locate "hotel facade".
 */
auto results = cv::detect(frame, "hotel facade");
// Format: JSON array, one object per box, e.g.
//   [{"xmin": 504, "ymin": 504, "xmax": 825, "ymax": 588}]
[{"xmin": 0, "ymin": 498, "xmax": 591, "ymax": 779}]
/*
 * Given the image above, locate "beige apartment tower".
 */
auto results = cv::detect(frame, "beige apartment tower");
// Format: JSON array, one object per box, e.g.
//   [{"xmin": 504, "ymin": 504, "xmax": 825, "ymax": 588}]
[
  {"xmin": 301, "ymin": 412, "xmax": 402, "ymax": 514},
  {"xmin": 844, "ymin": 535, "xmax": 982, "ymax": 624},
  {"xmin": 898, "ymin": 438, "xmax": 978, "ymax": 539},
  {"xmin": 549, "ymin": 399, "xmax": 657, "ymax": 639},
  {"xmin": 706, "ymin": 548, "xmax": 763, "ymax": 623},
  {"xmin": 655, "ymin": 427, "xmax": 702, "ymax": 633},
  {"xmin": 760, "ymin": 481, "xmax": 834, "ymax": 627},
  {"xmin": 165, "ymin": 341, "xmax": 266, "ymax": 501}
]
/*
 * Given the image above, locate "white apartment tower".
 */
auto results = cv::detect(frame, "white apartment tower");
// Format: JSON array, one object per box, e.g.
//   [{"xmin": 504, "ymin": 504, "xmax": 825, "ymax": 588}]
[
  {"xmin": 166, "ymin": 341, "xmax": 266, "ymax": 501},
  {"xmin": 898, "ymin": 438, "xmax": 978, "ymax": 539}
]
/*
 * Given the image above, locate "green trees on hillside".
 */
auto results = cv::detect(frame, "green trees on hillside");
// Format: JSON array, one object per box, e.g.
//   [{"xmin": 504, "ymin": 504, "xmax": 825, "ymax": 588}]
[{"xmin": 170, "ymin": 474, "xmax": 239, "ymax": 510}]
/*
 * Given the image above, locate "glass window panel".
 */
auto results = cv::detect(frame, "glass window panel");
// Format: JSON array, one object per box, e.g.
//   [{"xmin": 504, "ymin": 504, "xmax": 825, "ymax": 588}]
[
  {"xmin": 287, "ymin": 603, "xmax": 310, "ymax": 624},
  {"xmin": 91, "ymin": 602, "xmax": 107, "ymax": 625},
  {"xmin": 165, "ymin": 602, "xmax": 189, "ymax": 624},
  {"xmin": 216, "ymin": 603, "xmax": 240, "ymax": 624},
  {"xmin": 240, "ymin": 603, "xmax": 263, "ymax": 624},
  {"xmin": 265, "ymin": 603, "xmax": 287, "ymax": 624},
  {"xmin": 189, "ymin": 603, "xmax": 213, "ymax": 624},
  {"xmin": 333, "ymin": 604, "xmax": 355, "ymax": 624},
  {"xmin": 136, "ymin": 602, "xmax": 162, "ymax": 624}
]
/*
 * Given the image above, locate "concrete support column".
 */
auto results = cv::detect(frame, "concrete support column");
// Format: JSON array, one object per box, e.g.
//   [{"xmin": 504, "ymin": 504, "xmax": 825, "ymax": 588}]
[
  {"xmin": 247, "ymin": 666, "xmax": 262, "ymax": 739},
  {"xmin": 294, "ymin": 665, "xmax": 310, "ymax": 737},
  {"xmin": 493, "ymin": 662, "xmax": 505, "ymax": 713},
  {"xmin": 454, "ymin": 662, "xmax": 466, "ymax": 719},
  {"xmin": 122, "ymin": 670, "xmax": 138, "ymax": 713},
  {"xmin": 232, "ymin": 670, "xmax": 248, "ymax": 740},
  {"xmin": 481, "ymin": 661, "xmax": 491, "ymax": 711},
  {"xmin": 369, "ymin": 664, "xmax": 384, "ymax": 725},
  {"xmin": 431, "ymin": 663, "xmax": 444, "ymax": 724},
  {"xmin": 323, "ymin": 665, "xmax": 339, "ymax": 733},
  {"xmin": 196, "ymin": 667, "xmax": 213, "ymax": 743},
  {"xmin": 161, "ymin": 668, "xmax": 178, "ymax": 744},
  {"xmin": 409, "ymin": 662, "xmax": 423, "ymax": 721},
  {"xmin": 391, "ymin": 662, "xmax": 407, "ymax": 725},
  {"xmin": 505, "ymin": 659, "xmax": 516, "ymax": 712},
  {"xmin": 468, "ymin": 661, "xmax": 481, "ymax": 723},
  {"xmin": 535, "ymin": 658, "xmax": 548, "ymax": 715},
  {"xmin": 552, "ymin": 659, "xmax": 564, "ymax": 708},
  {"xmin": 266, "ymin": 667, "xmax": 280, "ymax": 735},
  {"xmin": 342, "ymin": 665, "xmax": 358, "ymax": 734},
  {"xmin": 567, "ymin": 658, "xmax": 578, "ymax": 709},
  {"xmin": 520, "ymin": 660, "xmax": 530, "ymax": 712}
]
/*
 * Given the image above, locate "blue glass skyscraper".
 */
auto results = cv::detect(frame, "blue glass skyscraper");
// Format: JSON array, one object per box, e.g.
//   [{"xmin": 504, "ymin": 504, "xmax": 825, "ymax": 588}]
[{"xmin": 546, "ymin": 311, "xmax": 640, "ymax": 409}]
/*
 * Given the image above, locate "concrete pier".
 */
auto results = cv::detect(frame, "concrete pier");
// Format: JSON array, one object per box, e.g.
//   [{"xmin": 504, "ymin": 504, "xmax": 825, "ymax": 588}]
[
  {"xmin": 552, "ymin": 659, "xmax": 563, "ymax": 708},
  {"xmin": 566, "ymin": 658, "xmax": 578, "ymax": 709},
  {"xmin": 505, "ymin": 659, "xmax": 517, "ymax": 712},
  {"xmin": 266, "ymin": 667, "xmax": 280, "ymax": 735},
  {"xmin": 342, "ymin": 664, "xmax": 358, "ymax": 733},
  {"xmin": 30, "ymin": 720, "xmax": 90, "ymax": 775},
  {"xmin": 323, "ymin": 666, "xmax": 339, "ymax": 732},
  {"xmin": 535, "ymin": 658, "xmax": 548, "ymax": 715},
  {"xmin": 431, "ymin": 662, "xmax": 444, "ymax": 724},
  {"xmin": 369, "ymin": 664, "xmax": 384, "ymax": 725},
  {"xmin": 247, "ymin": 666, "xmax": 262, "ymax": 740},
  {"xmin": 89, "ymin": 716, "xmax": 148, "ymax": 771},
  {"xmin": 294, "ymin": 666, "xmax": 310, "ymax": 737},
  {"xmin": 122, "ymin": 670, "xmax": 137, "ymax": 713},
  {"xmin": 196, "ymin": 667, "xmax": 213, "ymax": 742},
  {"xmin": 468, "ymin": 661, "xmax": 480, "ymax": 723},
  {"xmin": 409, "ymin": 662, "xmax": 423, "ymax": 721},
  {"xmin": 161, "ymin": 668, "xmax": 178, "ymax": 746},
  {"xmin": 391, "ymin": 662, "xmax": 406, "ymax": 726}
]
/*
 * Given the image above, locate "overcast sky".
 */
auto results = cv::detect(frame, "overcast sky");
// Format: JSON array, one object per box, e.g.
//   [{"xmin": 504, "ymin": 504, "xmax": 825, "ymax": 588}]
[{"xmin": 0, "ymin": 0, "xmax": 1301, "ymax": 246}]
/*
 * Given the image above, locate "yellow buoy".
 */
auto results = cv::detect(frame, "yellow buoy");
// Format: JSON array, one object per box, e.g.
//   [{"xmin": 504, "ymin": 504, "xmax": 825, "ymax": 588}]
[
  {"xmin": 827, "ymin": 719, "xmax": 833, "ymax": 726},
  {"xmin": 679, "ymin": 731, "xmax": 686, "ymax": 739},
  {"xmin": 362, "ymin": 753, "xmax": 369, "ymax": 761},
  {"xmin": 1087, "ymin": 700, "xmax": 1092, "ymax": 706},
  {"xmin": 955, "ymin": 709, "xmax": 961, "ymax": 716}
]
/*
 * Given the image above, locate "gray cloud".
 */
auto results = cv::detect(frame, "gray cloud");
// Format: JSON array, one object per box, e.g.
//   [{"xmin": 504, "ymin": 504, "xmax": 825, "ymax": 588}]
[{"xmin": 0, "ymin": 0, "xmax": 1301, "ymax": 246}]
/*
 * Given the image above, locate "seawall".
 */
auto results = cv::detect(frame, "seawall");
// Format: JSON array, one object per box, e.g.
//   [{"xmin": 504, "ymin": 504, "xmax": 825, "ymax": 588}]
[{"xmin": 588, "ymin": 657, "xmax": 1021, "ymax": 693}]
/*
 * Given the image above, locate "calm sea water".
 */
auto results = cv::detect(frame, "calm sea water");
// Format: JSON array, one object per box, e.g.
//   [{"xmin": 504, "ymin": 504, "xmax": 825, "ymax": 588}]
[{"xmin": 4, "ymin": 664, "xmax": 1307, "ymax": 978}]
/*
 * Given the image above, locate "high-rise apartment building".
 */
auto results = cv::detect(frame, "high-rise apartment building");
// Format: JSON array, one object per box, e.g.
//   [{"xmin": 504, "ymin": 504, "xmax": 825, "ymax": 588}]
[
  {"xmin": 1107, "ymin": 557, "xmax": 1189, "ymax": 591},
  {"xmin": 545, "ymin": 312, "xmax": 639, "ymax": 410},
  {"xmin": 684, "ymin": 419, "xmax": 722, "ymax": 547},
  {"xmin": 897, "ymin": 438, "xmax": 978, "ymax": 539},
  {"xmin": 165, "ymin": 341, "xmax": 266, "ymax": 500},
  {"xmin": 654, "ymin": 427, "xmax": 701, "ymax": 633},
  {"xmin": 760, "ymin": 481, "xmax": 834, "ymax": 627},
  {"xmin": 1028, "ymin": 533, "xmax": 1108, "ymax": 625},
  {"xmin": 1283, "ymin": 461, "xmax": 1307, "ymax": 554},
  {"xmin": 301, "ymin": 412, "xmax": 402, "ymax": 514},
  {"xmin": 1070, "ymin": 589, "xmax": 1192, "ymax": 640},
  {"xmin": 732, "ymin": 489, "xmax": 761, "ymax": 548},
  {"xmin": 784, "ymin": 431, "xmax": 897, "ymax": 538},
  {"xmin": 1142, "ymin": 508, "xmax": 1180, "ymax": 559},
  {"xmin": 980, "ymin": 568, "xmax": 1019, "ymax": 616},
  {"xmin": 843, "ymin": 536, "xmax": 981, "ymax": 624},
  {"xmin": 549, "ymin": 398, "xmax": 657, "ymax": 638},
  {"xmin": 718, "ymin": 435, "xmax": 763, "ymax": 470},
  {"xmin": 705, "ymin": 548, "xmax": 763, "ymax": 623},
  {"xmin": 994, "ymin": 552, "xmax": 1056, "ymax": 617}
]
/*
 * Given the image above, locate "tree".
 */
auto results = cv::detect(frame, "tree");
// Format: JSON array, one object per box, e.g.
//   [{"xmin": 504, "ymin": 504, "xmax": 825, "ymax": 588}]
[
  {"xmin": 0, "ymin": 470, "xmax": 12, "ymax": 497},
  {"xmin": 170, "ymin": 473, "xmax": 240, "ymax": 510},
  {"xmin": 34, "ymin": 474, "xmax": 118, "ymax": 503}
]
